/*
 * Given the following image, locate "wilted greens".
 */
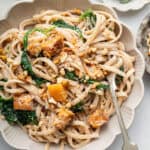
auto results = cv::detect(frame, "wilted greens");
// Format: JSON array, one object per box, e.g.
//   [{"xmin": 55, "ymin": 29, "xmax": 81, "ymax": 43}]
[
  {"xmin": 52, "ymin": 19, "xmax": 83, "ymax": 38},
  {"xmin": 115, "ymin": 66, "xmax": 124, "ymax": 85},
  {"xmin": 0, "ymin": 79, "xmax": 7, "ymax": 90},
  {"xmin": 65, "ymin": 69, "xmax": 109, "ymax": 90},
  {"xmin": 21, "ymin": 27, "xmax": 54, "ymax": 86},
  {"xmin": 0, "ymin": 96, "xmax": 38, "ymax": 125},
  {"xmin": 119, "ymin": 0, "xmax": 131, "ymax": 4},
  {"xmin": 21, "ymin": 50, "xmax": 47, "ymax": 86},
  {"xmin": 71, "ymin": 101, "xmax": 84, "ymax": 113},
  {"xmin": 80, "ymin": 9, "xmax": 96, "ymax": 27}
]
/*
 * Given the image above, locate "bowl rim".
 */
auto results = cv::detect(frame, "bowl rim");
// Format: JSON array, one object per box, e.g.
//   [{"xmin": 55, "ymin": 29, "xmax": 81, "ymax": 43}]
[
  {"xmin": 90, "ymin": 0, "xmax": 150, "ymax": 12},
  {"xmin": 0, "ymin": 0, "xmax": 34, "ymax": 21},
  {"xmin": 136, "ymin": 12, "xmax": 150, "ymax": 74},
  {"xmin": 0, "ymin": 0, "xmax": 145, "ymax": 150}
]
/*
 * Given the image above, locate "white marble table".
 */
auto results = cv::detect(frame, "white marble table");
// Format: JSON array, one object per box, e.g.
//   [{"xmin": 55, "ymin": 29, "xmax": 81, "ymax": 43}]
[{"xmin": 0, "ymin": 0, "xmax": 150, "ymax": 150}]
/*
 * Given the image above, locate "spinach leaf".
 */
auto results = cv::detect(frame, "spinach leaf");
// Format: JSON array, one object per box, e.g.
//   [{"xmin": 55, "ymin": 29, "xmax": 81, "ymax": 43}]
[
  {"xmin": 0, "ymin": 79, "xmax": 8, "ymax": 82},
  {"xmin": 85, "ymin": 78, "xmax": 109, "ymax": 90},
  {"xmin": 52, "ymin": 20, "xmax": 83, "ymax": 38},
  {"xmin": 96, "ymin": 84, "xmax": 109, "ymax": 90},
  {"xmin": 15, "ymin": 110, "xmax": 38, "ymax": 125},
  {"xmin": 0, "ymin": 86, "xmax": 4, "ymax": 90},
  {"xmin": 64, "ymin": 69, "xmax": 109, "ymax": 90},
  {"xmin": 21, "ymin": 51, "xmax": 33, "ymax": 75},
  {"xmin": 0, "ymin": 78, "xmax": 8, "ymax": 91},
  {"xmin": 119, "ymin": 66, "xmax": 124, "ymax": 72},
  {"xmin": 119, "ymin": 0, "xmax": 131, "ymax": 3},
  {"xmin": 21, "ymin": 27, "xmax": 54, "ymax": 86},
  {"xmin": 80, "ymin": 9, "xmax": 96, "ymax": 27},
  {"xmin": 71, "ymin": 101, "xmax": 84, "ymax": 113},
  {"xmin": 21, "ymin": 50, "xmax": 47, "ymax": 86},
  {"xmin": 0, "ymin": 98, "xmax": 18, "ymax": 124},
  {"xmin": 64, "ymin": 69, "xmax": 79, "ymax": 81},
  {"xmin": 0, "ymin": 96, "xmax": 38, "ymax": 125},
  {"xmin": 86, "ymin": 79, "xmax": 109, "ymax": 90},
  {"xmin": 85, "ymin": 78, "xmax": 97, "ymax": 84},
  {"xmin": 115, "ymin": 66, "xmax": 124, "ymax": 85},
  {"xmin": 65, "ymin": 70, "xmax": 96, "ymax": 84}
]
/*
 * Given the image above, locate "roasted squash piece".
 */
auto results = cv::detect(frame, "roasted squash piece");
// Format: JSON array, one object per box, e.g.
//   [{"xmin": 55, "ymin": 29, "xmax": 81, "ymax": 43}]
[
  {"xmin": 48, "ymin": 83, "xmax": 67, "ymax": 103},
  {"xmin": 13, "ymin": 94, "xmax": 33, "ymax": 110}
]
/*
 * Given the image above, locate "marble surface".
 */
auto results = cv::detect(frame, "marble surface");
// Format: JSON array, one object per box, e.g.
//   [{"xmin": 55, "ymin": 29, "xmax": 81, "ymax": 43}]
[{"xmin": 0, "ymin": 0, "xmax": 150, "ymax": 150}]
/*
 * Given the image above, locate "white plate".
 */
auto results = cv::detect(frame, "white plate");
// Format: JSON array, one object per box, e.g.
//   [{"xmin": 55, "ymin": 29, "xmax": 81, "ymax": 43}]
[
  {"xmin": 0, "ymin": 0, "xmax": 145, "ymax": 150},
  {"xmin": 92, "ymin": 0, "xmax": 150, "ymax": 12}
]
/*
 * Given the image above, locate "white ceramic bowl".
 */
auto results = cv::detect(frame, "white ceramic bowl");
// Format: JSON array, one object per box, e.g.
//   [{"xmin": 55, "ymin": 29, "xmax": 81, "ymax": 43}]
[
  {"xmin": 0, "ymin": 0, "xmax": 145, "ymax": 150},
  {"xmin": 137, "ymin": 13, "xmax": 150, "ymax": 74},
  {"xmin": 92, "ymin": 0, "xmax": 150, "ymax": 12}
]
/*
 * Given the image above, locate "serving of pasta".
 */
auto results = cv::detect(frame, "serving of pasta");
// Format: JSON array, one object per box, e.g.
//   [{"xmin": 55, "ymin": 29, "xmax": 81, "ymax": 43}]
[
  {"xmin": 147, "ymin": 32, "xmax": 150, "ymax": 56},
  {"xmin": 0, "ymin": 8, "xmax": 135, "ymax": 150}
]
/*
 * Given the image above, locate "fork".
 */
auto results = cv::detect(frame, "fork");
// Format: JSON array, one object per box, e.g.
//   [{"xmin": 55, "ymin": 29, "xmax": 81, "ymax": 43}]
[{"xmin": 107, "ymin": 73, "xmax": 138, "ymax": 150}]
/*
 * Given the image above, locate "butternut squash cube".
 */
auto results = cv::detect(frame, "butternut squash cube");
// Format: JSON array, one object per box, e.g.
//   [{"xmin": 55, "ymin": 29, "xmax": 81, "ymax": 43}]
[{"xmin": 48, "ymin": 83, "xmax": 67, "ymax": 103}]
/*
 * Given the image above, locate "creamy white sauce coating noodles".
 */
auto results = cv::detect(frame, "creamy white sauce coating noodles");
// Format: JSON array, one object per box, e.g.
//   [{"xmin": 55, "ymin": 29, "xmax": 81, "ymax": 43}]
[
  {"xmin": 147, "ymin": 33, "xmax": 150, "ymax": 55},
  {"xmin": 0, "ymin": 8, "xmax": 135, "ymax": 150}
]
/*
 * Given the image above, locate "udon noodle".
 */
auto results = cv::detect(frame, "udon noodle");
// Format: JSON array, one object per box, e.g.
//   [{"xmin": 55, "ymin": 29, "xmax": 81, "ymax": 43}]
[{"xmin": 0, "ymin": 8, "xmax": 135, "ymax": 150}]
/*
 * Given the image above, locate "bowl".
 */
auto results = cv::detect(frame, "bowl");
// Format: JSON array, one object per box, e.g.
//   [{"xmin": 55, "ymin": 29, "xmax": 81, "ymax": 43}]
[
  {"xmin": 0, "ymin": 0, "xmax": 145, "ymax": 150},
  {"xmin": 91, "ymin": 0, "xmax": 150, "ymax": 12},
  {"xmin": 137, "ymin": 13, "xmax": 150, "ymax": 74}
]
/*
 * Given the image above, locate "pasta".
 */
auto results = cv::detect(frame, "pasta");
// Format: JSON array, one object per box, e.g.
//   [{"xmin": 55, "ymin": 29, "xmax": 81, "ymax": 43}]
[
  {"xmin": 0, "ymin": 8, "xmax": 135, "ymax": 150},
  {"xmin": 147, "ymin": 32, "xmax": 150, "ymax": 55}
]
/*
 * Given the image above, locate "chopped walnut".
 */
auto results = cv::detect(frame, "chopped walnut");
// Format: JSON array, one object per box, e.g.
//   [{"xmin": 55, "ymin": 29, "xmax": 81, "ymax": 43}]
[
  {"xmin": 0, "ymin": 48, "xmax": 7, "ymax": 62},
  {"xmin": 40, "ymin": 89, "xmax": 48, "ymax": 101},
  {"xmin": 54, "ymin": 108, "xmax": 74, "ymax": 129},
  {"xmin": 27, "ymin": 42, "xmax": 42, "ymax": 56},
  {"xmin": 70, "ymin": 8, "xmax": 82, "ymax": 15},
  {"xmin": 61, "ymin": 12, "xmax": 70, "ymax": 17},
  {"xmin": 88, "ymin": 109, "xmax": 109, "ymax": 128},
  {"xmin": 84, "ymin": 64, "xmax": 105, "ymax": 80},
  {"xmin": 17, "ymin": 71, "xmax": 32, "ymax": 83},
  {"xmin": 41, "ymin": 30, "xmax": 64, "ymax": 57},
  {"xmin": 53, "ymin": 51, "xmax": 68, "ymax": 64}
]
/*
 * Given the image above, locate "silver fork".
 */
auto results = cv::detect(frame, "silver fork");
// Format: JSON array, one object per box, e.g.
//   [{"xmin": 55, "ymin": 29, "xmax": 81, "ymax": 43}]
[{"xmin": 107, "ymin": 73, "xmax": 138, "ymax": 150}]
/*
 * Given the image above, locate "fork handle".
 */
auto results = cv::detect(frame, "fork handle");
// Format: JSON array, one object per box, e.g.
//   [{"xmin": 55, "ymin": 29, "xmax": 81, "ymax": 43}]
[{"xmin": 109, "ymin": 84, "xmax": 130, "ymax": 145}]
